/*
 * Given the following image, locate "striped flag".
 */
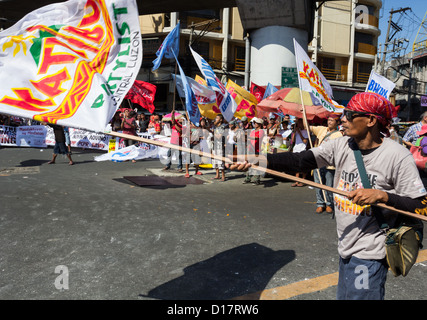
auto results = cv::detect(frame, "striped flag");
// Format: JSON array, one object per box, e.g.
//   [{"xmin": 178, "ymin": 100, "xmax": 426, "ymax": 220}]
[{"xmin": 190, "ymin": 46, "xmax": 237, "ymax": 122}]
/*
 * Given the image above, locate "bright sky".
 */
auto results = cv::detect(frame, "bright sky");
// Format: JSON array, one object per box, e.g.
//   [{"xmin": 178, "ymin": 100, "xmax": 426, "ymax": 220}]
[{"xmin": 378, "ymin": 0, "xmax": 427, "ymax": 54}]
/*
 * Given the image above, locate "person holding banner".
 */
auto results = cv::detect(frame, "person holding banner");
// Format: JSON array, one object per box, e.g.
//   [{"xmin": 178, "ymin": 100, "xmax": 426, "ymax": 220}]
[{"xmin": 232, "ymin": 92, "xmax": 427, "ymax": 300}]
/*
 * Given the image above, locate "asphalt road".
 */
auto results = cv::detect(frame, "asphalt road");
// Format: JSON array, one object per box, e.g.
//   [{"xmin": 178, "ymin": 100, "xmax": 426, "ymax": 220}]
[{"xmin": 0, "ymin": 146, "xmax": 426, "ymax": 301}]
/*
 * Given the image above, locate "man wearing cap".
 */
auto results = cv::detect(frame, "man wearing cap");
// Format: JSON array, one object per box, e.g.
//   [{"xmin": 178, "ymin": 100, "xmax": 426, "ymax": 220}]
[{"xmin": 233, "ymin": 92, "xmax": 427, "ymax": 300}]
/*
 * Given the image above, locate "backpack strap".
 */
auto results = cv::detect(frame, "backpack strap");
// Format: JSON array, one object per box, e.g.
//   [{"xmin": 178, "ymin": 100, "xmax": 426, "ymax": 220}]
[{"xmin": 353, "ymin": 148, "xmax": 390, "ymax": 230}]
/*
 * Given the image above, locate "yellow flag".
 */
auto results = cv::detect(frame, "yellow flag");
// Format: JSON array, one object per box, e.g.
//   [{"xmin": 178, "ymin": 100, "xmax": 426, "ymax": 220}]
[
  {"xmin": 226, "ymin": 80, "xmax": 258, "ymax": 120},
  {"xmin": 194, "ymin": 75, "xmax": 220, "ymax": 120}
]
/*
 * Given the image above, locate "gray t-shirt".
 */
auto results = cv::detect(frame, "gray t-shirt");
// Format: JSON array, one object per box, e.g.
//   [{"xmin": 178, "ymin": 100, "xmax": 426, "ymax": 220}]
[{"xmin": 311, "ymin": 136, "xmax": 427, "ymax": 260}]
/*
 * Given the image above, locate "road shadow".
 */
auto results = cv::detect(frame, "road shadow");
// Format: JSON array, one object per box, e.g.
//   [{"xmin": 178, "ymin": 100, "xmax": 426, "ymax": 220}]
[
  {"xmin": 141, "ymin": 243, "xmax": 295, "ymax": 300},
  {"xmin": 17, "ymin": 159, "xmax": 50, "ymax": 167}
]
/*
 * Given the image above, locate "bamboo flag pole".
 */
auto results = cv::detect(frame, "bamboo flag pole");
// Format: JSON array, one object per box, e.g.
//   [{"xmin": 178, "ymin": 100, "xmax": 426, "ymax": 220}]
[
  {"xmin": 106, "ymin": 130, "xmax": 427, "ymax": 223},
  {"xmin": 298, "ymin": 89, "xmax": 328, "ymax": 204}
]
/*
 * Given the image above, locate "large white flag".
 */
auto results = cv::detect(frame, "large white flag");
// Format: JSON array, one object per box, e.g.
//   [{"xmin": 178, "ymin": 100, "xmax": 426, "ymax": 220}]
[
  {"xmin": 365, "ymin": 70, "xmax": 395, "ymax": 99},
  {"xmin": 294, "ymin": 39, "xmax": 343, "ymax": 113},
  {"xmin": 0, "ymin": 0, "xmax": 142, "ymax": 132},
  {"xmin": 189, "ymin": 46, "xmax": 237, "ymax": 122}
]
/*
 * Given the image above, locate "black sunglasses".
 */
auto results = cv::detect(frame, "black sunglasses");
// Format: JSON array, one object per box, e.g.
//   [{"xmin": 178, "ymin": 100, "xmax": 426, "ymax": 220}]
[{"xmin": 342, "ymin": 109, "xmax": 381, "ymax": 121}]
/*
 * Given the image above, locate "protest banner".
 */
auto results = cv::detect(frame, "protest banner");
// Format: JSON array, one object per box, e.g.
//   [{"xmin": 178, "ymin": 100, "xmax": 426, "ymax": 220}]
[
  {"xmin": 94, "ymin": 144, "xmax": 158, "ymax": 162},
  {"xmin": 0, "ymin": 125, "xmax": 17, "ymax": 146},
  {"xmin": 16, "ymin": 125, "xmax": 47, "ymax": 148},
  {"xmin": 69, "ymin": 128, "xmax": 110, "ymax": 150},
  {"xmin": 0, "ymin": 0, "xmax": 142, "ymax": 132},
  {"xmin": 365, "ymin": 70, "xmax": 396, "ymax": 99}
]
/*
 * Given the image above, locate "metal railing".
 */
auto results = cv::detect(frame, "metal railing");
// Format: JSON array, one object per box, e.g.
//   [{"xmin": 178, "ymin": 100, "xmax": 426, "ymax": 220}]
[
  {"xmin": 355, "ymin": 71, "xmax": 370, "ymax": 83},
  {"xmin": 234, "ymin": 58, "xmax": 246, "ymax": 72},
  {"xmin": 320, "ymin": 67, "xmax": 347, "ymax": 81}
]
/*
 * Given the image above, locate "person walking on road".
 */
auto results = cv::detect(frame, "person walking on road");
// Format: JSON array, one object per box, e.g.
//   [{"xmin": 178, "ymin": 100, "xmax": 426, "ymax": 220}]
[{"xmin": 48, "ymin": 124, "xmax": 74, "ymax": 165}]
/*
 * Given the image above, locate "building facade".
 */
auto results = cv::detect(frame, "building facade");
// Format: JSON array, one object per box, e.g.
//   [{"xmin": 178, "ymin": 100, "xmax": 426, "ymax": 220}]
[{"xmin": 309, "ymin": 0, "xmax": 382, "ymax": 106}]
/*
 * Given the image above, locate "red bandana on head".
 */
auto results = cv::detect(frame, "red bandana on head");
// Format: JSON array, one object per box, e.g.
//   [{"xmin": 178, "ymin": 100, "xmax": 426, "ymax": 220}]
[{"xmin": 347, "ymin": 92, "xmax": 395, "ymax": 136}]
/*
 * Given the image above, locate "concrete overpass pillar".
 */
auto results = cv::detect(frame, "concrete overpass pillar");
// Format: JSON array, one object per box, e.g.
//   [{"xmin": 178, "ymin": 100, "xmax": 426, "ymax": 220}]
[
  {"xmin": 236, "ymin": 0, "xmax": 315, "ymax": 87},
  {"xmin": 250, "ymin": 26, "xmax": 308, "ymax": 86}
]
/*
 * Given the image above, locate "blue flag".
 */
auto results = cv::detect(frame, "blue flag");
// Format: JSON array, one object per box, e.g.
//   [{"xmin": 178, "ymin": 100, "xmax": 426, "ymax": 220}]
[
  {"xmin": 152, "ymin": 22, "xmax": 180, "ymax": 71},
  {"xmin": 172, "ymin": 51, "xmax": 200, "ymax": 126},
  {"xmin": 262, "ymin": 82, "xmax": 279, "ymax": 100}
]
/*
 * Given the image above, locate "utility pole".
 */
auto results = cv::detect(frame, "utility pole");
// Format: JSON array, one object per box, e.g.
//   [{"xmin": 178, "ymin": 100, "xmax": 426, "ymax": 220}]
[
  {"xmin": 407, "ymin": 51, "xmax": 414, "ymax": 120},
  {"xmin": 380, "ymin": 7, "xmax": 411, "ymax": 75}
]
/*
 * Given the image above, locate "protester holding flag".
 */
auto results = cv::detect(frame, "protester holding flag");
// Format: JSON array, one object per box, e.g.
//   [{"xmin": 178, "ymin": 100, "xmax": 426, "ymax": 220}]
[{"xmin": 232, "ymin": 92, "xmax": 426, "ymax": 300}]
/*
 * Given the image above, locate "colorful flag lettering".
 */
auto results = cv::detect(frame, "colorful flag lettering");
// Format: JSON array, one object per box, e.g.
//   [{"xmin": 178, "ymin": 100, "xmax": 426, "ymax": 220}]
[
  {"xmin": 294, "ymin": 39, "xmax": 343, "ymax": 113},
  {"xmin": 0, "ymin": 0, "xmax": 143, "ymax": 132},
  {"xmin": 227, "ymin": 80, "xmax": 258, "ymax": 120}
]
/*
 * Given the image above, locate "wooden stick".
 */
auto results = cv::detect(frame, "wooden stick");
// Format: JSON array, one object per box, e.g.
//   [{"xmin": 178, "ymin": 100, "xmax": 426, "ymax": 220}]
[
  {"xmin": 298, "ymin": 88, "xmax": 328, "ymax": 204},
  {"xmin": 107, "ymin": 130, "xmax": 427, "ymax": 222}
]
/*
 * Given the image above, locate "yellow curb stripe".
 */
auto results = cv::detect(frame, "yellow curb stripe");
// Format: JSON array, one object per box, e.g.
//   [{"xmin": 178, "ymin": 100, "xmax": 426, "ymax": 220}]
[
  {"xmin": 234, "ymin": 249, "xmax": 427, "ymax": 300},
  {"xmin": 416, "ymin": 248, "xmax": 427, "ymax": 263}
]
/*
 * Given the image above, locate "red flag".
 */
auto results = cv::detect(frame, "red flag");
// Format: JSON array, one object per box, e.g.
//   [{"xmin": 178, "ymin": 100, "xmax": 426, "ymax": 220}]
[
  {"xmin": 125, "ymin": 80, "xmax": 157, "ymax": 113},
  {"xmin": 250, "ymin": 82, "xmax": 266, "ymax": 103}
]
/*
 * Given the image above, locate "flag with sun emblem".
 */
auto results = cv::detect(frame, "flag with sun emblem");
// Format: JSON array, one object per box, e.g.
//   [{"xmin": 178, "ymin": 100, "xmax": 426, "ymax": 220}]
[{"xmin": 0, "ymin": 0, "xmax": 142, "ymax": 132}]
